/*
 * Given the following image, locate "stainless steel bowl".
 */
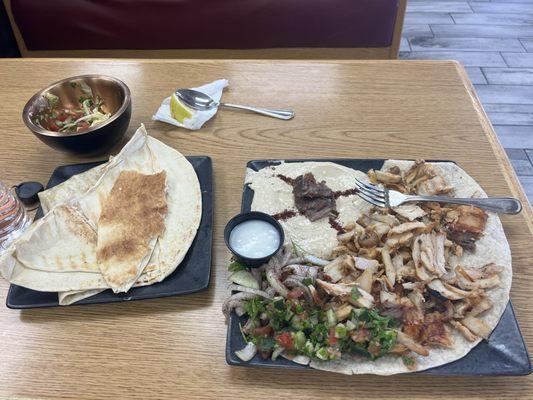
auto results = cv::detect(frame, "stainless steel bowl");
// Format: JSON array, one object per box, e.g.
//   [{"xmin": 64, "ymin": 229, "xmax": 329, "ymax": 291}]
[{"xmin": 22, "ymin": 74, "xmax": 132, "ymax": 156}]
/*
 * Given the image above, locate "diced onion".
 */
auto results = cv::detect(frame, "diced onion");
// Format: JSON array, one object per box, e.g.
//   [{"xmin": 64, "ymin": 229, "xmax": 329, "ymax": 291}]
[
  {"xmin": 235, "ymin": 342, "xmax": 257, "ymax": 362},
  {"xmin": 292, "ymin": 355, "xmax": 311, "ymax": 365},
  {"xmin": 281, "ymin": 353, "xmax": 311, "ymax": 365},
  {"xmin": 304, "ymin": 254, "xmax": 330, "ymax": 266},
  {"xmin": 271, "ymin": 346, "xmax": 284, "ymax": 360},
  {"xmin": 227, "ymin": 284, "xmax": 272, "ymax": 299}
]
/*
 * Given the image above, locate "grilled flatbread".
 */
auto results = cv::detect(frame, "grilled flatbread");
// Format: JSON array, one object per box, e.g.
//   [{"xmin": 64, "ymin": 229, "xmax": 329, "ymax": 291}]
[{"xmin": 97, "ymin": 170, "xmax": 168, "ymax": 292}]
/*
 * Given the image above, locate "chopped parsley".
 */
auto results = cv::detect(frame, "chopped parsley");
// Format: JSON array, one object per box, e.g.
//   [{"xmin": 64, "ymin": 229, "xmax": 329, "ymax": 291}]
[
  {"xmin": 302, "ymin": 277, "xmax": 313, "ymax": 286},
  {"xmin": 242, "ymin": 295, "xmax": 399, "ymax": 362}
]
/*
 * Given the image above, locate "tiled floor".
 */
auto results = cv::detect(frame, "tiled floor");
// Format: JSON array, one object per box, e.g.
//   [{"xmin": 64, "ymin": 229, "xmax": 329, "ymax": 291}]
[{"xmin": 400, "ymin": 0, "xmax": 533, "ymax": 202}]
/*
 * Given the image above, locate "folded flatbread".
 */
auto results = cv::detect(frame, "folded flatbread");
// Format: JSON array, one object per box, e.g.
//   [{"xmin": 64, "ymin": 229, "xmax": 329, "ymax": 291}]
[
  {"xmin": 15, "ymin": 204, "xmax": 98, "ymax": 273},
  {"xmin": 97, "ymin": 170, "xmax": 168, "ymax": 293},
  {"xmin": 0, "ymin": 124, "xmax": 202, "ymax": 304}
]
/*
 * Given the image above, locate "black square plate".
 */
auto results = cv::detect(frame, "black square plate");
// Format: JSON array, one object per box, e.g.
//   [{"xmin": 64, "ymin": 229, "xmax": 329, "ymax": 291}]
[
  {"xmin": 226, "ymin": 159, "xmax": 531, "ymax": 376},
  {"xmin": 6, "ymin": 157, "xmax": 213, "ymax": 308}
]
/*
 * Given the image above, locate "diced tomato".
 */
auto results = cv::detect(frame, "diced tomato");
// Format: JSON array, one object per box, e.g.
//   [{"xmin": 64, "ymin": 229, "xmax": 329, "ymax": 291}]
[
  {"xmin": 56, "ymin": 112, "xmax": 69, "ymax": 122},
  {"xmin": 49, "ymin": 122, "xmax": 59, "ymax": 131},
  {"xmin": 327, "ymin": 328, "xmax": 338, "ymax": 345},
  {"xmin": 287, "ymin": 289, "xmax": 304, "ymax": 299},
  {"xmin": 77, "ymin": 121, "xmax": 90, "ymax": 131},
  {"xmin": 276, "ymin": 332, "xmax": 293, "ymax": 349},
  {"xmin": 252, "ymin": 325, "xmax": 274, "ymax": 337}
]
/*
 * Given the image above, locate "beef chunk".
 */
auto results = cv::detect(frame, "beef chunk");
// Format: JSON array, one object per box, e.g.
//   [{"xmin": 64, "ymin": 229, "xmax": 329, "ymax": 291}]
[{"xmin": 293, "ymin": 173, "xmax": 336, "ymax": 221}]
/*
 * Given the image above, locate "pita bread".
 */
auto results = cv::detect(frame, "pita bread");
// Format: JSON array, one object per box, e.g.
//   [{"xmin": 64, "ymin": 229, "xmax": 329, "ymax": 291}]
[
  {"xmin": 97, "ymin": 170, "xmax": 168, "ymax": 292},
  {"xmin": 39, "ymin": 163, "xmax": 107, "ymax": 214},
  {"xmin": 15, "ymin": 204, "xmax": 98, "ymax": 273},
  {"xmin": 0, "ymin": 125, "xmax": 202, "ymax": 304}
]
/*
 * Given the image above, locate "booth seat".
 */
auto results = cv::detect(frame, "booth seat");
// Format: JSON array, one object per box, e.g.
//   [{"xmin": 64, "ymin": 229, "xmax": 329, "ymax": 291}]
[{"xmin": 4, "ymin": 0, "xmax": 406, "ymax": 59}]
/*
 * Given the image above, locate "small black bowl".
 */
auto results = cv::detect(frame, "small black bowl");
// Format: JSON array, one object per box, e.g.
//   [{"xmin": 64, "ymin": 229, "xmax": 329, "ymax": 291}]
[
  {"xmin": 224, "ymin": 211, "xmax": 285, "ymax": 268},
  {"xmin": 22, "ymin": 74, "xmax": 131, "ymax": 156}
]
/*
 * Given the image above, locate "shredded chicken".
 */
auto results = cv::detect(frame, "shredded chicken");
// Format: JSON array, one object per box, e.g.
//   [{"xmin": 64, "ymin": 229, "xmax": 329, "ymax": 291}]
[
  {"xmin": 355, "ymin": 267, "xmax": 374, "ymax": 293},
  {"xmin": 354, "ymin": 256, "xmax": 379, "ymax": 271},
  {"xmin": 461, "ymin": 315, "xmax": 491, "ymax": 339},
  {"xmin": 374, "ymin": 169, "xmax": 403, "ymax": 184},
  {"xmin": 389, "ymin": 221, "xmax": 426, "ymax": 235},
  {"xmin": 385, "ymin": 232, "xmax": 414, "ymax": 249},
  {"xmin": 316, "ymin": 279, "xmax": 374, "ymax": 308},
  {"xmin": 393, "ymin": 204, "xmax": 427, "ymax": 221},
  {"xmin": 381, "ymin": 247, "xmax": 396, "ymax": 288},
  {"xmin": 418, "ymin": 175, "xmax": 453, "ymax": 195},
  {"xmin": 397, "ymin": 331, "xmax": 429, "ymax": 356},
  {"xmin": 427, "ymin": 279, "xmax": 471, "ymax": 300},
  {"xmin": 449, "ymin": 320, "xmax": 478, "ymax": 342},
  {"xmin": 323, "ymin": 255, "xmax": 356, "ymax": 283}
]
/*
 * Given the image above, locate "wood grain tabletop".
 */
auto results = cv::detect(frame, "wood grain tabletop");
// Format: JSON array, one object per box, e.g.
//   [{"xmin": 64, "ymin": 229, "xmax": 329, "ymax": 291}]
[{"xmin": 0, "ymin": 59, "xmax": 531, "ymax": 400}]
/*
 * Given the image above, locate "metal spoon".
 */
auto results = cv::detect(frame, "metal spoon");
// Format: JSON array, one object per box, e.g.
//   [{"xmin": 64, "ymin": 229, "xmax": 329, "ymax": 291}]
[{"xmin": 175, "ymin": 89, "xmax": 295, "ymax": 120}]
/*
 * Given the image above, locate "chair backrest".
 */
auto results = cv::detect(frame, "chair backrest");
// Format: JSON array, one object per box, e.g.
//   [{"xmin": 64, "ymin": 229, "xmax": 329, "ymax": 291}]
[
  {"xmin": 4, "ymin": 0, "xmax": 407, "ymax": 59},
  {"xmin": 0, "ymin": 0, "xmax": 19, "ymax": 57}
]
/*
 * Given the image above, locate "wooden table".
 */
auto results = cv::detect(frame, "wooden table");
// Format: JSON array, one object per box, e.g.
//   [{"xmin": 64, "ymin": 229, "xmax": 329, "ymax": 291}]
[{"xmin": 0, "ymin": 59, "xmax": 531, "ymax": 399}]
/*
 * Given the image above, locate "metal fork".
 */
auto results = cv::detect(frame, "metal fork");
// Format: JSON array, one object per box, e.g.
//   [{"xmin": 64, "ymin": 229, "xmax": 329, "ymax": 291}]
[{"xmin": 353, "ymin": 178, "xmax": 522, "ymax": 214}]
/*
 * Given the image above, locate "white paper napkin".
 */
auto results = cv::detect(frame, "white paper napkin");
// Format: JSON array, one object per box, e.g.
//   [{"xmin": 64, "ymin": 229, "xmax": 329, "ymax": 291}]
[{"xmin": 152, "ymin": 79, "xmax": 229, "ymax": 130}]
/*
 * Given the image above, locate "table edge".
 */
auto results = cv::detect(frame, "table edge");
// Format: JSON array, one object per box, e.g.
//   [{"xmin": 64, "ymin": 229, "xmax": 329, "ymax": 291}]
[{"xmin": 450, "ymin": 62, "xmax": 533, "ymax": 235}]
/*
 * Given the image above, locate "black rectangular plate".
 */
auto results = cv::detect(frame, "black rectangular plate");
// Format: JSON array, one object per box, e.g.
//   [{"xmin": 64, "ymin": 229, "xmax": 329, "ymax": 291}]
[
  {"xmin": 6, "ymin": 157, "xmax": 213, "ymax": 308},
  {"xmin": 226, "ymin": 158, "xmax": 531, "ymax": 376}
]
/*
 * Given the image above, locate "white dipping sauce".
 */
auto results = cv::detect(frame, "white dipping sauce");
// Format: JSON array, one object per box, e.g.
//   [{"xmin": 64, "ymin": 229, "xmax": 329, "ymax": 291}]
[{"xmin": 229, "ymin": 220, "xmax": 280, "ymax": 258}]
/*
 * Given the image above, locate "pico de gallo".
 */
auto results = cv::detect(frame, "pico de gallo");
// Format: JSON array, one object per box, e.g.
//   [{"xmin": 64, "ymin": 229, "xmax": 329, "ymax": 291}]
[{"xmin": 33, "ymin": 83, "xmax": 111, "ymax": 134}]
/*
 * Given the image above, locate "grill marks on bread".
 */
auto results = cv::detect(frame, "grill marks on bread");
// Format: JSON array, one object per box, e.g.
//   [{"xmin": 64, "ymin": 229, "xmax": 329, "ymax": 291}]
[{"xmin": 96, "ymin": 170, "xmax": 168, "ymax": 291}]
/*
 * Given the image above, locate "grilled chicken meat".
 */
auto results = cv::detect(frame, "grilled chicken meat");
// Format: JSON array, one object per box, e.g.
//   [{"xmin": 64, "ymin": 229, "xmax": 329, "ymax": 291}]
[{"xmin": 446, "ymin": 205, "xmax": 488, "ymax": 251}]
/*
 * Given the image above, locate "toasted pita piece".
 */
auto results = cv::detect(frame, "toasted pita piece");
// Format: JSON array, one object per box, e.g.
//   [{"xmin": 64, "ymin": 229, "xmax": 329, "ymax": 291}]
[{"xmin": 97, "ymin": 170, "xmax": 168, "ymax": 293}]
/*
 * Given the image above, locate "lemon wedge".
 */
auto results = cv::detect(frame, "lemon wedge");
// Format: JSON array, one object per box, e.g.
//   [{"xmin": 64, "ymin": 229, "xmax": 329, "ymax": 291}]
[{"xmin": 170, "ymin": 93, "xmax": 194, "ymax": 123}]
